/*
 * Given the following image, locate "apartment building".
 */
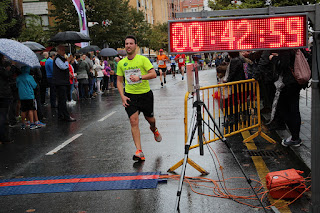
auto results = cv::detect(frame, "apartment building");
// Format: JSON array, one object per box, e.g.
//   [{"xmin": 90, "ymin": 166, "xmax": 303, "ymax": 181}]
[
  {"xmin": 182, "ymin": 0, "xmax": 204, "ymax": 12},
  {"xmin": 168, "ymin": 0, "xmax": 182, "ymax": 20},
  {"xmin": 21, "ymin": 0, "xmax": 53, "ymax": 29},
  {"xmin": 129, "ymin": 0, "xmax": 169, "ymax": 24}
]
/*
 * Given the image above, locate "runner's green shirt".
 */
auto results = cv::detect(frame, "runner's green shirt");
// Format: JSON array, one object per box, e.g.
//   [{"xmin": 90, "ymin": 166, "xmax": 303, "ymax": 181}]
[{"xmin": 117, "ymin": 54, "xmax": 154, "ymax": 94}]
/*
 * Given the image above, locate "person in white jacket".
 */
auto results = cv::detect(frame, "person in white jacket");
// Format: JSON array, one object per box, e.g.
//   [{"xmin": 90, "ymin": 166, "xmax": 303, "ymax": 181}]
[{"xmin": 93, "ymin": 57, "xmax": 105, "ymax": 94}]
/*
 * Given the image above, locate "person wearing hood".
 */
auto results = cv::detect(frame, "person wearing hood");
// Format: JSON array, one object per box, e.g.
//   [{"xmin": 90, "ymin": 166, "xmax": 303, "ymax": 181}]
[
  {"xmin": 16, "ymin": 66, "xmax": 46, "ymax": 130},
  {"xmin": 93, "ymin": 57, "xmax": 104, "ymax": 94}
]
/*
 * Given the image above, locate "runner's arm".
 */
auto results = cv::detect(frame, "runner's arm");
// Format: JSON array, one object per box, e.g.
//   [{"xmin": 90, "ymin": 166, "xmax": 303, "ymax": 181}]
[
  {"xmin": 117, "ymin": 75, "xmax": 130, "ymax": 107},
  {"xmin": 130, "ymin": 68, "xmax": 156, "ymax": 82}
]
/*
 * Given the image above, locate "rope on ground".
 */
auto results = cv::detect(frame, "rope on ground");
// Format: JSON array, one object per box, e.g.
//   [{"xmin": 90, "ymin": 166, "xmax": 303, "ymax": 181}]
[{"xmin": 161, "ymin": 134, "xmax": 311, "ymax": 210}]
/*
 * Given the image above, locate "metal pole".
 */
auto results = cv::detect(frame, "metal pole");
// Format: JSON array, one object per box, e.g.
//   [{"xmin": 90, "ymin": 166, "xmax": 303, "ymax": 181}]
[
  {"xmin": 310, "ymin": 3, "xmax": 320, "ymax": 212},
  {"xmin": 311, "ymin": 30, "xmax": 320, "ymax": 213},
  {"xmin": 310, "ymin": 35, "xmax": 320, "ymax": 212}
]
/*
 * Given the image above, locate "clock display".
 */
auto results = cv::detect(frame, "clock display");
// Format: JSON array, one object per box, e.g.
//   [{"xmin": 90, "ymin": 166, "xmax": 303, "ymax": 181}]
[{"xmin": 169, "ymin": 14, "xmax": 307, "ymax": 53}]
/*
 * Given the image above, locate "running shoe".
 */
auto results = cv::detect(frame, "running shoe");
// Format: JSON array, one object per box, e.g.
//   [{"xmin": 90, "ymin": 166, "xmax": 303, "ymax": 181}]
[
  {"xmin": 133, "ymin": 150, "xmax": 145, "ymax": 161},
  {"xmin": 35, "ymin": 121, "xmax": 46, "ymax": 128},
  {"xmin": 161, "ymin": 82, "xmax": 163, "ymax": 87},
  {"xmin": 29, "ymin": 123, "xmax": 37, "ymax": 130},
  {"xmin": 164, "ymin": 78, "xmax": 166, "ymax": 84},
  {"xmin": 182, "ymin": 76, "xmax": 184, "ymax": 80},
  {"xmin": 150, "ymin": 127, "xmax": 162, "ymax": 142},
  {"xmin": 25, "ymin": 121, "xmax": 30, "ymax": 126}
]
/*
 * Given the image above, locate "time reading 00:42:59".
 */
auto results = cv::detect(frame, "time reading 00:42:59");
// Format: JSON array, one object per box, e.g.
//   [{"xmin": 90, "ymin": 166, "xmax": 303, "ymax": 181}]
[{"xmin": 169, "ymin": 14, "xmax": 307, "ymax": 54}]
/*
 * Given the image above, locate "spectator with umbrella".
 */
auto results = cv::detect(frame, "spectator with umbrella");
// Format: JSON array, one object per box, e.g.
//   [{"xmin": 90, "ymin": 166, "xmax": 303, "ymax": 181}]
[
  {"xmin": 99, "ymin": 48, "xmax": 118, "ymax": 91},
  {"xmin": 53, "ymin": 45, "xmax": 76, "ymax": 122},
  {"xmin": 49, "ymin": 31, "xmax": 91, "ymax": 54},
  {"xmin": 0, "ymin": 38, "xmax": 41, "ymax": 141},
  {"xmin": 0, "ymin": 54, "xmax": 14, "ymax": 143}
]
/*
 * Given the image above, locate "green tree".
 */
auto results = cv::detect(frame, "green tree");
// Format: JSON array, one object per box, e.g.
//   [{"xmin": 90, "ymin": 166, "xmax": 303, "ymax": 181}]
[
  {"xmin": 208, "ymin": 0, "xmax": 235, "ymax": 10},
  {"xmin": 19, "ymin": 14, "xmax": 50, "ymax": 45},
  {"xmin": 208, "ymin": 0, "xmax": 320, "ymax": 10},
  {"xmin": 125, "ymin": 7, "xmax": 152, "ymax": 48},
  {"xmin": 148, "ymin": 22, "xmax": 168, "ymax": 52},
  {"xmin": 48, "ymin": 0, "xmax": 151, "ymax": 48},
  {"xmin": 0, "ymin": 0, "xmax": 22, "ymax": 38}
]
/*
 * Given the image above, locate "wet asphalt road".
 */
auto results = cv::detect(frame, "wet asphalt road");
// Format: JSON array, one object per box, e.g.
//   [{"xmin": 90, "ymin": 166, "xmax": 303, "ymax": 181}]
[{"xmin": 0, "ymin": 69, "xmax": 310, "ymax": 213}]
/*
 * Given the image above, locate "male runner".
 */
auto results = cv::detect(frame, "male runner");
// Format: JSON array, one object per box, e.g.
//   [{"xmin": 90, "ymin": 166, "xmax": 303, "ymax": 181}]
[
  {"xmin": 156, "ymin": 49, "xmax": 169, "ymax": 87},
  {"xmin": 117, "ymin": 35, "xmax": 162, "ymax": 161},
  {"xmin": 169, "ymin": 55, "xmax": 176, "ymax": 78},
  {"xmin": 175, "ymin": 54, "xmax": 186, "ymax": 80}
]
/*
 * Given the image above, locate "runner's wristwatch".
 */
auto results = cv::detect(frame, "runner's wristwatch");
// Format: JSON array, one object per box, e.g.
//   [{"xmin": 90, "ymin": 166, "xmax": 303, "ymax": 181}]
[{"xmin": 139, "ymin": 75, "xmax": 142, "ymax": 80}]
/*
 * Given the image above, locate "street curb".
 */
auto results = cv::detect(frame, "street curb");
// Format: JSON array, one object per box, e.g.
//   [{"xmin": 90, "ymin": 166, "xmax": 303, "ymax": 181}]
[{"xmin": 261, "ymin": 114, "xmax": 311, "ymax": 174}]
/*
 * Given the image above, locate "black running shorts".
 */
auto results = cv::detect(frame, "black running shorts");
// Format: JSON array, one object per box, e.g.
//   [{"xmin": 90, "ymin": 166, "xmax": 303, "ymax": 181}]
[
  {"xmin": 159, "ymin": 67, "xmax": 167, "ymax": 73},
  {"xmin": 124, "ymin": 90, "xmax": 154, "ymax": 118},
  {"xmin": 20, "ymin": 99, "xmax": 37, "ymax": 112}
]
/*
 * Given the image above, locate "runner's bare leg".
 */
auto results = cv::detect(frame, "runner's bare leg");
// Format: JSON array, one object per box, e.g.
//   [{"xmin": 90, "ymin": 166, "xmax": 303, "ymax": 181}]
[
  {"xmin": 129, "ymin": 111, "xmax": 141, "ymax": 150},
  {"xmin": 159, "ymin": 69, "xmax": 163, "ymax": 84}
]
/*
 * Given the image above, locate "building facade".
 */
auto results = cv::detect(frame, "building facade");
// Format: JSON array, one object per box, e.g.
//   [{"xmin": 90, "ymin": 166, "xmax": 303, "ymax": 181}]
[
  {"xmin": 128, "ymin": 0, "xmax": 171, "ymax": 54},
  {"xmin": 167, "ymin": 0, "xmax": 182, "ymax": 20},
  {"xmin": 181, "ymin": 0, "xmax": 204, "ymax": 13},
  {"xmin": 21, "ymin": 0, "xmax": 52, "ymax": 29}
]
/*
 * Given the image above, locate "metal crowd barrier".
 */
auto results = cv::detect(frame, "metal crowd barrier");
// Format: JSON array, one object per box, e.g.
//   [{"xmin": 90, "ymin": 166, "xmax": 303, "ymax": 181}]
[{"xmin": 168, "ymin": 79, "xmax": 276, "ymax": 174}]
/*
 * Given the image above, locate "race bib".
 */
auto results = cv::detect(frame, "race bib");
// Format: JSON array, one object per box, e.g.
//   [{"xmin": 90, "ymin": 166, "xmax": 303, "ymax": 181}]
[
  {"xmin": 179, "ymin": 59, "xmax": 184, "ymax": 63},
  {"xmin": 171, "ymin": 60, "xmax": 175, "ymax": 63},
  {"xmin": 125, "ymin": 69, "xmax": 142, "ymax": 85},
  {"xmin": 159, "ymin": 60, "xmax": 164, "ymax": 65}
]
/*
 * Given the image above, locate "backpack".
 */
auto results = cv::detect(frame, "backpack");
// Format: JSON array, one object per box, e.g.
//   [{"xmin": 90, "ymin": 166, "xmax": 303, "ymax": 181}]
[{"xmin": 292, "ymin": 49, "xmax": 311, "ymax": 85}]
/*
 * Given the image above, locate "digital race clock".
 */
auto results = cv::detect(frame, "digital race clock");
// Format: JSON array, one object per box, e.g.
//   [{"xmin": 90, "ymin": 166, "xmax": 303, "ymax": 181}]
[{"xmin": 169, "ymin": 14, "xmax": 307, "ymax": 54}]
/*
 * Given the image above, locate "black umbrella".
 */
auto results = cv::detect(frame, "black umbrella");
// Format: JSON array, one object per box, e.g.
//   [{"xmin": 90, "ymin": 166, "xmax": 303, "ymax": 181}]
[
  {"xmin": 117, "ymin": 49, "xmax": 127, "ymax": 56},
  {"xmin": 49, "ymin": 31, "xmax": 91, "ymax": 43},
  {"xmin": 78, "ymin": 45, "xmax": 101, "ymax": 53},
  {"xmin": 100, "ymin": 48, "xmax": 118, "ymax": 57},
  {"xmin": 22, "ymin": 41, "xmax": 45, "ymax": 51}
]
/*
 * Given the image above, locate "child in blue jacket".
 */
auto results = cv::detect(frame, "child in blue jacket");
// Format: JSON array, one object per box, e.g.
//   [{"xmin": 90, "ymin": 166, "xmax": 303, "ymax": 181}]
[{"xmin": 16, "ymin": 66, "xmax": 45, "ymax": 129}]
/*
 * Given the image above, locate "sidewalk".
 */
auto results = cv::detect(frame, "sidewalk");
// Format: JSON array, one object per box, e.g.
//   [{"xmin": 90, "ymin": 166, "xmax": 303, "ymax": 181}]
[{"xmin": 274, "ymin": 87, "xmax": 312, "ymax": 170}]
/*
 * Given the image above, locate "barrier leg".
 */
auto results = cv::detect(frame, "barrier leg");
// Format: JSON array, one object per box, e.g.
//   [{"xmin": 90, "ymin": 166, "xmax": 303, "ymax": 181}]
[
  {"xmin": 260, "ymin": 132, "xmax": 277, "ymax": 144},
  {"xmin": 167, "ymin": 159, "xmax": 184, "ymax": 173},
  {"xmin": 167, "ymin": 158, "xmax": 208, "ymax": 175},
  {"xmin": 187, "ymin": 158, "xmax": 209, "ymax": 175},
  {"xmin": 242, "ymin": 127, "xmax": 276, "ymax": 144}
]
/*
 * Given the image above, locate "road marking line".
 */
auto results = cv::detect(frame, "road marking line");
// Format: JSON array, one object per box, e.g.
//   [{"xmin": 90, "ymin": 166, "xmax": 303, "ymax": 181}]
[
  {"xmin": 241, "ymin": 131, "xmax": 292, "ymax": 212},
  {"xmin": 46, "ymin": 134, "xmax": 82, "ymax": 155},
  {"xmin": 98, "ymin": 111, "xmax": 116, "ymax": 122}
]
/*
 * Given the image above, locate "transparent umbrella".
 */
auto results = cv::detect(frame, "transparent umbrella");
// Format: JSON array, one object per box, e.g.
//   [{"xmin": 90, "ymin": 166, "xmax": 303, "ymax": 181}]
[{"xmin": 0, "ymin": 39, "xmax": 40, "ymax": 68}]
